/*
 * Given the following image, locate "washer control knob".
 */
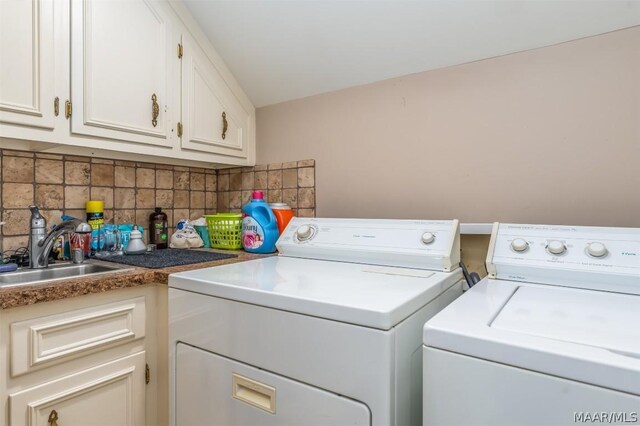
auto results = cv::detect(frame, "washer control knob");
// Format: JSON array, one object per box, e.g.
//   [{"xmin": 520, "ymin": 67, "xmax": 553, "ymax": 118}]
[
  {"xmin": 587, "ymin": 242, "xmax": 607, "ymax": 258},
  {"xmin": 511, "ymin": 238, "xmax": 529, "ymax": 252},
  {"xmin": 295, "ymin": 225, "xmax": 313, "ymax": 241},
  {"xmin": 421, "ymin": 232, "xmax": 435, "ymax": 244},
  {"xmin": 547, "ymin": 240, "xmax": 566, "ymax": 255}
]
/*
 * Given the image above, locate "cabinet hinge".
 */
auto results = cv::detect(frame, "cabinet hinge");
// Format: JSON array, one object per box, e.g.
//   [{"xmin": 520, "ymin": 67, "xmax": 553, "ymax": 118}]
[
  {"xmin": 177, "ymin": 43, "xmax": 183, "ymax": 59},
  {"xmin": 177, "ymin": 122, "xmax": 183, "ymax": 137},
  {"xmin": 54, "ymin": 97, "xmax": 59, "ymax": 116},
  {"xmin": 145, "ymin": 363, "xmax": 150, "ymax": 385},
  {"xmin": 64, "ymin": 100, "xmax": 72, "ymax": 119}
]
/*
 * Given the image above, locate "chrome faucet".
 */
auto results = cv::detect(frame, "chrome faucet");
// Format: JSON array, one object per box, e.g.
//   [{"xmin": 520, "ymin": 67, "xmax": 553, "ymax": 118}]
[{"xmin": 29, "ymin": 205, "xmax": 92, "ymax": 269}]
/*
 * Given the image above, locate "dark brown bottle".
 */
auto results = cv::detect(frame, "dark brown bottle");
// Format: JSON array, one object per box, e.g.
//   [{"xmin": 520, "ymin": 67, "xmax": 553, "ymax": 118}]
[{"xmin": 149, "ymin": 207, "xmax": 168, "ymax": 249}]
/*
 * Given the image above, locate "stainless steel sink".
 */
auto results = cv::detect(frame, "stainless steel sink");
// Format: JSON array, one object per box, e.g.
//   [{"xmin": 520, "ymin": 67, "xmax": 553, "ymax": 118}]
[{"xmin": 0, "ymin": 262, "xmax": 134, "ymax": 288}]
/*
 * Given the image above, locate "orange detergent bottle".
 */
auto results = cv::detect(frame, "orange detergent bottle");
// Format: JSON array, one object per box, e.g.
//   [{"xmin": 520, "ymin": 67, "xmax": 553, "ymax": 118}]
[{"xmin": 269, "ymin": 203, "xmax": 294, "ymax": 235}]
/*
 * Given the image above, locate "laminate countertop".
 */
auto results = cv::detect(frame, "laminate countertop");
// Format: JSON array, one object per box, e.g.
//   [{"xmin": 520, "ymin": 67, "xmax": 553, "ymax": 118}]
[{"xmin": 0, "ymin": 249, "xmax": 268, "ymax": 310}]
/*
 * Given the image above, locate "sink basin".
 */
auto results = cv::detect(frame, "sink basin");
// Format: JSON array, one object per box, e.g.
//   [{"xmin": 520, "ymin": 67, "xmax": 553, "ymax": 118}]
[{"xmin": 0, "ymin": 262, "xmax": 134, "ymax": 288}]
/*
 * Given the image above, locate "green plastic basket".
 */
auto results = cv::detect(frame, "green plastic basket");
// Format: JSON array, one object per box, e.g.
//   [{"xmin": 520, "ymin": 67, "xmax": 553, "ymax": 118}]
[{"xmin": 204, "ymin": 213, "xmax": 243, "ymax": 250}]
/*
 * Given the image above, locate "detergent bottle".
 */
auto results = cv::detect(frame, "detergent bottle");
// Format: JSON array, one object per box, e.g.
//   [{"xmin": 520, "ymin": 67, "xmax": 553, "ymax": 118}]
[{"xmin": 241, "ymin": 191, "xmax": 278, "ymax": 253}]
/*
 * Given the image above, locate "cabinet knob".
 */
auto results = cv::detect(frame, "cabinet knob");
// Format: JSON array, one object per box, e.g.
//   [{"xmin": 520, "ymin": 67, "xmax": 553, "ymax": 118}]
[
  {"xmin": 151, "ymin": 94, "xmax": 159, "ymax": 127},
  {"xmin": 48, "ymin": 410, "xmax": 59, "ymax": 426},
  {"xmin": 222, "ymin": 111, "xmax": 228, "ymax": 140}
]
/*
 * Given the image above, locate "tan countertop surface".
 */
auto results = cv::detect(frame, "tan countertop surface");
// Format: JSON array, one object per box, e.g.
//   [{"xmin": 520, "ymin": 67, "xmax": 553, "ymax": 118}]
[{"xmin": 0, "ymin": 249, "xmax": 269, "ymax": 310}]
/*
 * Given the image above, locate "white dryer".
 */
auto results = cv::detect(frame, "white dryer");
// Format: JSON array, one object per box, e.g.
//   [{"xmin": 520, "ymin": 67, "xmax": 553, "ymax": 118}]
[
  {"xmin": 423, "ymin": 223, "xmax": 640, "ymax": 426},
  {"xmin": 169, "ymin": 218, "xmax": 464, "ymax": 426}
]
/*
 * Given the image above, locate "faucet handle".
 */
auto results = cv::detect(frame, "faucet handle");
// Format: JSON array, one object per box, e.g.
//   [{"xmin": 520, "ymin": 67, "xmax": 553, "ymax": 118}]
[
  {"xmin": 29, "ymin": 205, "xmax": 43, "ymax": 217},
  {"xmin": 29, "ymin": 205, "xmax": 45, "ymax": 230}
]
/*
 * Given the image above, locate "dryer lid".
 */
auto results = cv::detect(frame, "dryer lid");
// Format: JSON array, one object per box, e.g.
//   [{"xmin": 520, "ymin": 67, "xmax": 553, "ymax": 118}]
[{"xmin": 169, "ymin": 256, "xmax": 462, "ymax": 330}]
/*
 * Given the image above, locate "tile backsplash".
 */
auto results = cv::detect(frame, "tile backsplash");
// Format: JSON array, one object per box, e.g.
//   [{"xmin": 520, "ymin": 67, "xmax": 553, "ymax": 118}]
[{"xmin": 0, "ymin": 149, "xmax": 315, "ymax": 253}]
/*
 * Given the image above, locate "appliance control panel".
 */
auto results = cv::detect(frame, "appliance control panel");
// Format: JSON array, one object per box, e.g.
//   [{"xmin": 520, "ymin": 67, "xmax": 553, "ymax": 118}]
[
  {"xmin": 487, "ymin": 223, "xmax": 640, "ymax": 294},
  {"xmin": 276, "ymin": 218, "xmax": 460, "ymax": 271}
]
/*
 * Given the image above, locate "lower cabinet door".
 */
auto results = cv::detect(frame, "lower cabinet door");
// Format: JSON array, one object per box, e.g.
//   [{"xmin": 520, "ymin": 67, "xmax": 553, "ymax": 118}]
[
  {"xmin": 9, "ymin": 351, "xmax": 146, "ymax": 426},
  {"xmin": 175, "ymin": 343, "xmax": 371, "ymax": 426}
]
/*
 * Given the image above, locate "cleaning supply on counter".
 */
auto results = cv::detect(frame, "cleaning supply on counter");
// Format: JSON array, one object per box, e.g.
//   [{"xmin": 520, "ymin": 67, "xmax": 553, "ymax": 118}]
[
  {"xmin": 86, "ymin": 200, "xmax": 104, "ymax": 230},
  {"xmin": 269, "ymin": 203, "xmax": 295, "ymax": 235},
  {"xmin": 124, "ymin": 226, "xmax": 147, "ymax": 255},
  {"xmin": 149, "ymin": 207, "xmax": 169, "ymax": 249},
  {"xmin": 169, "ymin": 220, "xmax": 204, "ymax": 249},
  {"xmin": 241, "ymin": 191, "xmax": 278, "ymax": 253},
  {"xmin": 192, "ymin": 217, "xmax": 211, "ymax": 248}
]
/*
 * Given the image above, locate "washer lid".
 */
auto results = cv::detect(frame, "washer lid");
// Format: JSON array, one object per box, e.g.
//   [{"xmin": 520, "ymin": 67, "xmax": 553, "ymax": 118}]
[
  {"xmin": 491, "ymin": 286, "xmax": 640, "ymax": 357},
  {"xmin": 424, "ymin": 279, "xmax": 640, "ymax": 395},
  {"xmin": 169, "ymin": 256, "xmax": 461, "ymax": 330}
]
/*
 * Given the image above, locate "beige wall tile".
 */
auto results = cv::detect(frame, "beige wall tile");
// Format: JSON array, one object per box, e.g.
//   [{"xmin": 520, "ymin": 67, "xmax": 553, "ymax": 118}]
[
  {"xmin": 156, "ymin": 189, "xmax": 174, "ymax": 208},
  {"xmin": 65, "ymin": 161, "xmax": 91, "ymax": 185},
  {"xmin": 267, "ymin": 170, "xmax": 282, "ymax": 189},
  {"xmin": 35, "ymin": 159, "xmax": 63, "ymax": 184},
  {"xmin": 268, "ymin": 189, "xmax": 282, "ymax": 203},
  {"xmin": 114, "ymin": 188, "xmax": 136, "ymax": 209},
  {"xmin": 173, "ymin": 209, "xmax": 190, "ymax": 224},
  {"xmin": 283, "ymin": 189, "xmax": 298, "ymax": 207},
  {"xmin": 254, "ymin": 171, "xmax": 267, "ymax": 189},
  {"xmin": 3, "ymin": 156, "xmax": 34, "ymax": 182},
  {"xmin": 191, "ymin": 173, "xmax": 205, "ymax": 190},
  {"xmin": 229, "ymin": 172, "xmax": 242, "ymax": 191},
  {"xmin": 135, "ymin": 209, "xmax": 154, "ymax": 231},
  {"xmin": 114, "ymin": 166, "xmax": 136, "ymax": 187},
  {"xmin": 2, "ymin": 235, "xmax": 29, "ymax": 252},
  {"xmin": 2, "ymin": 209, "xmax": 31, "ymax": 235},
  {"xmin": 136, "ymin": 189, "xmax": 156, "ymax": 208},
  {"xmin": 282, "ymin": 161, "xmax": 298, "ymax": 169},
  {"xmin": 298, "ymin": 188, "xmax": 315, "ymax": 208},
  {"xmin": 241, "ymin": 191, "xmax": 253, "ymax": 206},
  {"xmin": 190, "ymin": 191, "xmax": 205, "ymax": 209},
  {"xmin": 268, "ymin": 163, "xmax": 282, "ymax": 170},
  {"xmin": 217, "ymin": 192, "xmax": 229, "ymax": 211},
  {"xmin": 114, "ymin": 209, "xmax": 135, "ymax": 224},
  {"xmin": 40, "ymin": 209, "xmax": 64, "ymax": 228},
  {"xmin": 241, "ymin": 172, "xmax": 255, "ymax": 190},
  {"xmin": 297, "ymin": 208, "xmax": 315, "ymax": 217},
  {"xmin": 35, "ymin": 184, "xmax": 64, "ymax": 209},
  {"xmin": 297, "ymin": 159, "xmax": 315, "ymax": 167},
  {"xmin": 217, "ymin": 173, "xmax": 229, "ymax": 191},
  {"xmin": 190, "ymin": 209, "xmax": 204, "ymax": 220},
  {"xmin": 298, "ymin": 167, "xmax": 314, "ymax": 188},
  {"xmin": 174, "ymin": 190, "xmax": 189, "ymax": 208},
  {"xmin": 174, "ymin": 170, "xmax": 190, "ymax": 190},
  {"xmin": 282, "ymin": 169, "xmax": 297, "ymax": 188},
  {"xmin": 91, "ymin": 163, "xmax": 114, "ymax": 186},
  {"xmin": 2, "ymin": 183, "xmax": 34, "ymax": 208},
  {"xmin": 91, "ymin": 187, "xmax": 114, "ymax": 209},
  {"xmin": 229, "ymin": 191, "xmax": 242, "ymax": 209},
  {"xmin": 64, "ymin": 185, "xmax": 88, "ymax": 210},
  {"xmin": 205, "ymin": 174, "xmax": 216, "ymax": 191},
  {"xmin": 136, "ymin": 168, "xmax": 155, "ymax": 188},
  {"xmin": 156, "ymin": 169, "xmax": 174, "ymax": 189},
  {"xmin": 205, "ymin": 192, "xmax": 217, "ymax": 211}
]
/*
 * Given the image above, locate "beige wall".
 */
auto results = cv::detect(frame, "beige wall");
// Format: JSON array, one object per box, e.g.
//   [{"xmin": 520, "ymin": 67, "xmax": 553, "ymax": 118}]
[{"xmin": 256, "ymin": 26, "xmax": 640, "ymax": 227}]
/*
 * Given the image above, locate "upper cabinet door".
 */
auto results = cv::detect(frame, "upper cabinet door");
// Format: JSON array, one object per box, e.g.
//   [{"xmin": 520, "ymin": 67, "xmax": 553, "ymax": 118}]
[
  {"xmin": 180, "ymin": 33, "xmax": 250, "ymax": 159},
  {"xmin": 0, "ymin": 0, "xmax": 56, "ymax": 129},
  {"xmin": 70, "ymin": 0, "xmax": 174, "ymax": 147}
]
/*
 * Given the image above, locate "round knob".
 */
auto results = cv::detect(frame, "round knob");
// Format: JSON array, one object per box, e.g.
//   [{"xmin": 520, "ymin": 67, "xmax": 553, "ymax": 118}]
[
  {"xmin": 295, "ymin": 225, "xmax": 313, "ymax": 241},
  {"xmin": 421, "ymin": 232, "xmax": 435, "ymax": 244},
  {"xmin": 587, "ymin": 242, "xmax": 607, "ymax": 258},
  {"xmin": 511, "ymin": 238, "xmax": 529, "ymax": 252},
  {"xmin": 547, "ymin": 240, "xmax": 566, "ymax": 255}
]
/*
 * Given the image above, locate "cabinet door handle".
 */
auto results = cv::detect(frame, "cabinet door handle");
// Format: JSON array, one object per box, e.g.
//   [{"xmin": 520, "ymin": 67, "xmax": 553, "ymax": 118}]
[
  {"xmin": 151, "ymin": 94, "xmax": 159, "ymax": 127},
  {"xmin": 221, "ymin": 111, "xmax": 228, "ymax": 140},
  {"xmin": 48, "ymin": 409, "xmax": 59, "ymax": 426}
]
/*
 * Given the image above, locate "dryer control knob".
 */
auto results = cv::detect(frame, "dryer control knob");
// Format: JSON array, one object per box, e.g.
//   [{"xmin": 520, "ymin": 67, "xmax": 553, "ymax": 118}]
[
  {"xmin": 587, "ymin": 242, "xmax": 607, "ymax": 258},
  {"xmin": 511, "ymin": 238, "xmax": 529, "ymax": 252},
  {"xmin": 421, "ymin": 232, "xmax": 435, "ymax": 244},
  {"xmin": 296, "ymin": 225, "xmax": 313, "ymax": 241},
  {"xmin": 547, "ymin": 240, "xmax": 566, "ymax": 255}
]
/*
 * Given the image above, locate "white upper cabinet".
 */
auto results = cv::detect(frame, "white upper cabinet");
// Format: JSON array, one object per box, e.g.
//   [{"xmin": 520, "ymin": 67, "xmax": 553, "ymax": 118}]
[
  {"xmin": 180, "ymin": 32, "xmax": 250, "ymax": 159},
  {"xmin": 0, "ymin": 0, "xmax": 56, "ymax": 129},
  {"xmin": 70, "ymin": 0, "xmax": 174, "ymax": 147}
]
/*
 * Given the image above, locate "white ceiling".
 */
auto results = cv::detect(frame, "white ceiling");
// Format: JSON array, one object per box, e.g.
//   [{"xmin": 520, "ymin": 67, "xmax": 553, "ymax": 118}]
[{"xmin": 183, "ymin": 0, "xmax": 640, "ymax": 107}]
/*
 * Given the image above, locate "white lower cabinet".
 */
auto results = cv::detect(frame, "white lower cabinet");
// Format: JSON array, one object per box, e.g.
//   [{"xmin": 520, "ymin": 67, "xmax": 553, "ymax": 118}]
[
  {"xmin": 9, "ymin": 351, "xmax": 146, "ymax": 426},
  {"xmin": 0, "ymin": 287, "xmax": 167, "ymax": 426}
]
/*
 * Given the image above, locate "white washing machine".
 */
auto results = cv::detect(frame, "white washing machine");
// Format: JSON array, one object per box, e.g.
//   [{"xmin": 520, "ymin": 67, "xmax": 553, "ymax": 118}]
[
  {"xmin": 169, "ymin": 218, "xmax": 464, "ymax": 426},
  {"xmin": 423, "ymin": 223, "xmax": 640, "ymax": 426}
]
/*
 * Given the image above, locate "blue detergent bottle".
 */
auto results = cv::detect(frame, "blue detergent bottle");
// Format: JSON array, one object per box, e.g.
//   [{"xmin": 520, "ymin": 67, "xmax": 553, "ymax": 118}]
[{"xmin": 241, "ymin": 191, "xmax": 278, "ymax": 253}]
